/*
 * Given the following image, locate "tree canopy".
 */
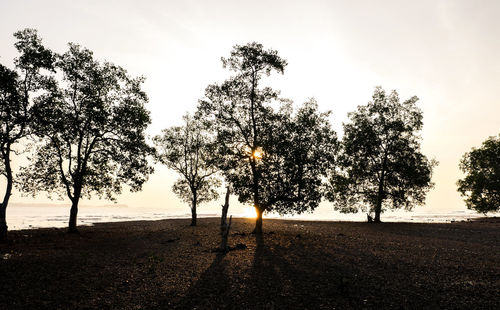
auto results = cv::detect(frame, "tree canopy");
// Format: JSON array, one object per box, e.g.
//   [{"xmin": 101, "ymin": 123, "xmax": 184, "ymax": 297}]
[
  {"xmin": 457, "ymin": 134, "xmax": 500, "ymax": 213},
  {"xmin": 327, "ymin": 87, "xmax": 435, "ymax": 222},
  {"xmin": 199, "ymin": 42, "xmax": 337, "ymax": 233},
  {"xmin": 18, "ymin": 42, "xmax": 154, "ymax": 232},
  {"xmin": 154, "ymin": 114, "xmax": 220, "ymax": 226},
  {"xmin": 0, "ymin": 29, "xmax": 54, "ymax": 241},
  {"xmin": 255, "ymin": 99, "xmax": 337, "ymax": 215},
  {"xmin": 0, "ymin": 64, "xmax": 20, "ymax": 173}
]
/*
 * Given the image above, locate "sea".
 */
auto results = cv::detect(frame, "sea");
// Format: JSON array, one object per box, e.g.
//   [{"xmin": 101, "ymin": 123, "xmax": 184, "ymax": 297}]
[{"xmin": 5, "ymin": 202, "xmax": 488, "ymax": 231}]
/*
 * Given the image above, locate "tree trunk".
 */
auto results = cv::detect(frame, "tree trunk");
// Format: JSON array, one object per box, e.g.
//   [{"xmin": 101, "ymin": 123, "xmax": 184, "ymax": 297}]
[
  {"xmin": 220, "ymin": 186, "xmax": 230, "ymax": 229},
  {"xmin": 190, "ymin": 199, "xmax": 197, "ymax": 226},
  {"xmin": 250, "ymin": 160, "xmax": 262, "ymax": 234},
  {"xmin": 220, "ymin": 216, "xmax": 232, "ymax": 252},
  {"xmin": 219, "ymin": 186, "xmax": 231, "ymax": 252},
  {"xmin": 374, "ymin": 181, "xmax": 384, "ymax": 223},
  {"xmin": 1, "ymin": 150, "xmax": 13, "ymax": 242},
  {"xmin": 253, "ymin": 207, "xmax": 263, "ymax": 234},
  {"xmin": 68, "ymin": 199, "xmax": 79, "ymax": 233},
  {"xmin": 374, "ymin": 202, "xmax": 382, "ymax": 223},
  {"xmin": 0, "ymin": 204, "xmax": 7, "ymax": 242},
  {"xmin": 374, "ymin": 156, "xmax": 387, "ymax": 223}
]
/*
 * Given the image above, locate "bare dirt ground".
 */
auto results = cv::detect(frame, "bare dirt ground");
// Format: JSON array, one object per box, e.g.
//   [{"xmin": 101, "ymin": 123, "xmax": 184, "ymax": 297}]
[{"xmin": 1, "ymin": 217, "xmax": 499, "ymax": 309}]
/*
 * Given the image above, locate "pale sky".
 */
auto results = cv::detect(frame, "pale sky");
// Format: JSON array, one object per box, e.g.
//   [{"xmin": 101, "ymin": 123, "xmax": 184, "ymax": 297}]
[{"xmin": 1, "ymin": 0, "xmax": 499, "ymax": 216}]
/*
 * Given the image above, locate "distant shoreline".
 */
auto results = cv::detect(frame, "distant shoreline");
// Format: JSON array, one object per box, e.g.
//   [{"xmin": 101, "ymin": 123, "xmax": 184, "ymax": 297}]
[
  {"xmin": 8, "ymin": 202, "xmax": 130, "ymax": 208},
  {"xmin": 5, "ymin": 208, "xmax": 498, "ymax": 231}
]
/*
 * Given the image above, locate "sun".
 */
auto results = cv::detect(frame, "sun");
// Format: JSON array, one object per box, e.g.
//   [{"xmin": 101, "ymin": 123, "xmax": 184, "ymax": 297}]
[
  {"xmin": 242, "ymin": 206, "xmax": 257, "ymax": 218},
  {"xmin": 244, "ymin": 146, "xmax": 264, "ymax": 160},
  {"xmin": 252, "ymin": 149, "xmax": 263, "ymax": 160}
]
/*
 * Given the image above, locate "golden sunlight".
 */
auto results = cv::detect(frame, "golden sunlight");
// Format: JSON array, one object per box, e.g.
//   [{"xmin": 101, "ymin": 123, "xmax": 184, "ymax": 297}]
[
  {"xmin": 244, "ymin": 146, "xmax": 264, "ymax": 160},
  {"xmin": 252, "ymin": 148, "xmax": 263, "ymax": 160},
  {"xmin": 242, "ymin": 206, "xmax": 258, "ymax": 218}
]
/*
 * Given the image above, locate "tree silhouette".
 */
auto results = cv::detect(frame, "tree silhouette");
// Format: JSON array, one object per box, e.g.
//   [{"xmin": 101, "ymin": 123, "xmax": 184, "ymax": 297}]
[
  {"xmin": 255, "ymin": 99, "xmax": 337, "ymax": 216},
  {"xmin": 457, "ymin": 134, "xmax": 500, "ymax": 213},
  {"xmin": 327, "ymin": 87, "xmax": 435, "ymax": 222},
  {"xmin": 199, "ymin": 43, "xmax": 337, "ymax": 233},
  {"xmin": 154, "ymin": 114, "xmax": 220, "ymax": 226},
  {"xmin": 18, "ymin": 43, "xmax": 153, "ymax": 233},
  {"xmin": 0, "ymin": 29, "xmax": 54, "ymax": 241}
]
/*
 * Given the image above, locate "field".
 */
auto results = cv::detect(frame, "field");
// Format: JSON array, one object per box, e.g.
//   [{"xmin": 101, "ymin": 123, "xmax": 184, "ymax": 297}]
[{"xmin": 1, "ymin": 217, "xmax": 499, "ymax": 309}]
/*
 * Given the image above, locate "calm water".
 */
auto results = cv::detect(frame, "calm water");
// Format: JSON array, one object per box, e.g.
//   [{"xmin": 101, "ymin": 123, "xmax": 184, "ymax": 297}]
[{"xmin": 5, "ymin": 203, "xmax": 486, "ymax": 230}]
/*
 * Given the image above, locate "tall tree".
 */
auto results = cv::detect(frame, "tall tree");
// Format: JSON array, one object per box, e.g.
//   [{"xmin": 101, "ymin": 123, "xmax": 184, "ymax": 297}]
[
  {"xmin": 153, "ymin": 114, "xmax": 220, "ymax": 226},
  {"xmin": 457, "ymin": 134, "xmax": 500, "ymax": 213},
  {"xmin": 18, "ymin": 43, "xmax": 153, "ymax": 233},
  {"xmin": 199, "ymin": 43, "xmax": 337, "ymax": 233},
  {"xmin": 0, "ymin": 29, "xmax": 54, "ymax": 241},
  {"xmin": 327, "ymin": 87, "xmax": 435, "ymax": 222}
]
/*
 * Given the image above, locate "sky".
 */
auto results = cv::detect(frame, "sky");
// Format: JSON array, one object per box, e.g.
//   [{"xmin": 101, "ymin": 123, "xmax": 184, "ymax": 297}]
[{"xmin": 1, "ymin": 0, "xmax": 499, "ymax": 217}]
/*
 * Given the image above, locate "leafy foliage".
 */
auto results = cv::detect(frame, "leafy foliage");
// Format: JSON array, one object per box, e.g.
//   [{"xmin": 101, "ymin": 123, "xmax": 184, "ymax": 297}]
[
  {"xmin": 198, "ymin": 43, "xmax": 286, "ymax": 215},
  {"xmin": 0, "ymin": 29, "xmax": 55, "ymax": 238},
  {"xmin": 256, "ymin": 99, "xmax": 337, "ymax": 215},
  {"xmin": 199, "ymin": 43, "xmax": 337, "ymax": 232},
  {"xmin": 18, "ymin": 43, "xmax": 154, "ymax": 206},
  {"xmin": 13, "ymin": 29, "xmax": 55, "ymax": 76},
  {"xmin": 0, "ymin": 65, "xmax": 20, "ymax": 175},
  {"xmin": 1, "ymin": 29, "xmax": 54, "ymax": 180},
  {"xmin": 327, "ymin": 87, "xmax": 435, "ymax": 221},
  {"xmin": 154, "ymin": 114, "xmax": 220, "ymax": 213},
  {"xmin": 457, "ymin": 135, "xmax": 500, "ymax": 213}
]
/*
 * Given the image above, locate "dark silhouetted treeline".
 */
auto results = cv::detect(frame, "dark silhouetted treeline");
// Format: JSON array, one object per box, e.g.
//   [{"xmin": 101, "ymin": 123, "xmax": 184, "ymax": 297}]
[{"xmin": 1, "ymin": 29, "xmax": 498, "ymax": 241}]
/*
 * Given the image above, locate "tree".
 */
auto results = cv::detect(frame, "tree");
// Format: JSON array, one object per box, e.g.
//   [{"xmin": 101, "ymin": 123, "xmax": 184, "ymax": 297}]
[
  {"xmin": 327, "ymin": 87, "xmax": 435, "ymax": 222},
  {"xmin": 256, "ymin": 99, "xmax": 337, "ymax": 216},
  {"xmin": 199, "ymin": 42, "xmax": 337, "ymax": 233},
  {"xmin": 153, "ymin": 114, "xmax": 220, "ymax": 226},
  {"xmin": 0, "ymin": 29, "xmax": 54, "ymax": 241},
  {"xmin": 457, "ymin": 134, "xmax": 500, "ymax": 213},
  {"xmin": 18, "ymin": 43, "xmax": 154, "ymax": 233}
]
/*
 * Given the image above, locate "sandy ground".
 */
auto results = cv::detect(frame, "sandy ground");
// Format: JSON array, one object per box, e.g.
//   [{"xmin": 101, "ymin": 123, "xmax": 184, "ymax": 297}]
[{"xmin": 1, "ymin": 217, "xmax": 499, "ymax": 309}]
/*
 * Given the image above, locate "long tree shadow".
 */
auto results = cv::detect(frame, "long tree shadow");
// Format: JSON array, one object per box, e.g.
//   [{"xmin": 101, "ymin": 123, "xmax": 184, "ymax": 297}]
[
  {"xmin": 161, "ymin": 230, "xmax": 457, "ymax": 309},
  {"xmin": 172, "ymin": 229, "xmax": 440, "ymax": 309},
  {"xmin": 245, "ymin": 233, "xmax": 352, "ymax": 309},
  {"xmin": 251, "ymin": 233, "xmax": 452, "ymax": 309},
  {"xmin": 243, "ymin": 233, "xmax": 283, "ymax": 309},
  {"xmin": 253, "ymin": 236, "xmax": 443, "ymax": 309},
  {"xmin": 173, "ymin": 252, "xmax": 233, "ymax": 309}
]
